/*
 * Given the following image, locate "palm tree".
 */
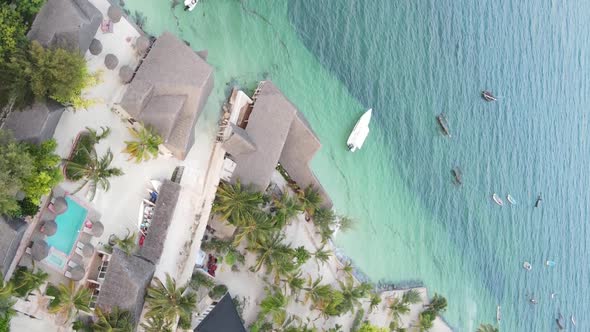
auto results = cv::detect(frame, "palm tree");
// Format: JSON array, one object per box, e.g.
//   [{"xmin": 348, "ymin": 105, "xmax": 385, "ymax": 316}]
[
  {"xmin": 313, "ymin": 208, "xmax": 337, "ymax": 243},
  {"xmin": 281, "ymin": 271, "xmax": 305, "ymax": 297},
  {"xmin": 112, "ymin": 229, "xmax": 137, "ymax": 255},
  {"xmin": 250, "ymin": 232, "xmax": 294, "ymax": 274},
  {"xmin": 0, "ymin": 274, "xmax": 16, "ymax": 320},
  {"xmin": 86, "ymin": 126, "xmax": 111, "ymax": 144},
  {"xmin": 46, "ymin": 282, "xmax": 91, "ymax": 323},
  {"xmin": 388, "ymin": 297, "xmax": 410, "ymax": 323},
  {"xmin": 337, "ymin": 261, "xmax": 354, "ymax": 279},
  {"xmin": 402, "ymin": 289, "xmax": 421, "ymax": 305},
  {"xmin": 145, "ymin": 274, "xmax": 196, "ymax": 323},
  {"xmin": 11, "ymin": 266, "xmax": 48, "ymax": 298},
  {"xmin": 303, "ymin": 276, "xmax": 333, "ymax": 307},
  {"xmin": 212, "ymin": 180, "xmax": 264, "ymax": 226},
  {"xmin": 417, "ymin": 309, "xmax": 435, "ymax": 332},
  {"xmin": 233, "ymin": 211, "xmax": 275, "ymax": 247},
  {"xmin": 337, "ymin": 279, "xmax": 369, "ymax": 314},
  {"xmin": 140, "ymin": 315, "xmax": 173, "ymax": 332},
  {"xmin": 476, "ymin": 324, "xmax": 499, "ymax": 332},
  {"xmin": 337, "ymin": 216, "xmax": 354, "ymax": 232},
  {"xmin": 368, "ymin": 292, "xmax": 382, "ymax": 313},
  {"xmin": 92, "ymin": 306, "xmax": 134, "ymax": 331},
  {"xmin": 272, "ymin": 192, "xmax": 303, "ymax": 229},
  {"xmin": 259, "ymin": 287, "xmax": 288, "ymax": 326},
  {"xmin": 66, "ymin": 147, "xmax": 124, "ymax": 201},
  {"xmin": 123, "ymin": 125, "xmax": 163, "ymax": 163},
  {"xmin": 313, "ymin": 246, "xmax": 332, "ymax": 269},
  {"xmin": 426, "ymin": 293, "xmax": 447, "ymax": 314},
  {"xmin": 297, "ymin": 185, "xmax": 322, "ymax": 218}
]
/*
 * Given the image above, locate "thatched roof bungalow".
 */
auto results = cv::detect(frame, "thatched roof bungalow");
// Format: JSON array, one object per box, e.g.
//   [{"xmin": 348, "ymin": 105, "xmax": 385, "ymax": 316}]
[
  {"xmin": 0, "ymin": 216, "xmax": 28, "ymax": 279},
  {"xmin": 27, "ymin": 0, "xmax": 102, "ymax": 54},
  {"xmin": 138, "ymin": 180, "xmax": 181, "ymax": 265},
  {"xmin": 224, "ymin": 81, "xmax": 332, "ymax": 207},
  {"xmin": 95, "ymin": 248, "xmax": 155, "ymax": 326},
  {"xmin": 120, "ymin": 32, "xmax": 214, "ymax": 160},
  {"xmin": 1, "ymin": 101, "xmax": 65, "ymax": 144}
]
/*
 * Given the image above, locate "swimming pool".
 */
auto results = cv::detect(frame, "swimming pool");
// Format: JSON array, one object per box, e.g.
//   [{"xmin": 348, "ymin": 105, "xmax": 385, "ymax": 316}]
[{"xmin": 45, "ymin": 196, "xmax": 87, "ymax": 255}]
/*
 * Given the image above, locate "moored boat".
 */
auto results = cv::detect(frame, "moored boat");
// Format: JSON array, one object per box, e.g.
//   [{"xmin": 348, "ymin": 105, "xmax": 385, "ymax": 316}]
[
  {"xmin": 451, "ymin": 167, "xmax": 462, "ymax": 185},
  {"xmin": 436, "ymin": 113, "xmax": 451, "ymax": 137},
  {"xmin": 523, "ymin": 261, "xmax": 532, "ymax": 271},
  {"xmin": 571, "ymin": 315, "xmax": 577, "ymax": 326},
  {"xmin": 184, "ymin": 0, "xmax": 198, "ymax": 11},
  {"xmin": 496, "ymin": 305, "xmax": 501, "ymax": 323},
  {"xmin": 535, "ymin": 194, "xmax": 542, "ymax": 207},
  {"xmin": 492, "ymin": 193, "xmax": 504, "ymax": 206},
  {"xmin": 347, "ymin": 109, "xmax": 372, "ymax": 152},
  {"xmin": 546, "ymin": 260, "xmax": 556, "ymax": 267},
  {"xmin": 556, "ymin": 313, "xmax": 565, "ymax": 330},
  {"xmin": 507, "ymin": 194, "xmax": 516, "ymax": 205},
  {"xmin": 481, "ymin": 90, "xmax": 497, "ymax": 102}
]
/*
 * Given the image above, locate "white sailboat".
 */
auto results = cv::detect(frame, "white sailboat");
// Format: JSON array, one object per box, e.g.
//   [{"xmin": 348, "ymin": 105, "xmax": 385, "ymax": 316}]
[
  {"xmin": 184, "ymin": 0, "xmax": 198, "ymax": 11},
  {"xmin": 347, "ymin": 109, "xmax": 372, "ymax": 152}
]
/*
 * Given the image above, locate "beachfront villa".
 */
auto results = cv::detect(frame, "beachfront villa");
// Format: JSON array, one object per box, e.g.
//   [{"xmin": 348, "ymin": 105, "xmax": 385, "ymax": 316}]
[
  {"xmin": 118, "ymin": 31, "xmax": 214, "ymax": 160},
  {"xmin": 1, "ymin": 101, "xmax": 66, "ymax": 144},
  {"xmin": 223, "ymin": 81, "xmax": 333, "ymax": 207}
]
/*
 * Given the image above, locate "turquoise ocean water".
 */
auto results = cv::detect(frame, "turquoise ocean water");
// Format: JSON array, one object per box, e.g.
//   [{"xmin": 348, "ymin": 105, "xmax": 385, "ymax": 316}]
[{"xmin": 123, "ymin": 1, "xmax": 589, "ymax": 330}]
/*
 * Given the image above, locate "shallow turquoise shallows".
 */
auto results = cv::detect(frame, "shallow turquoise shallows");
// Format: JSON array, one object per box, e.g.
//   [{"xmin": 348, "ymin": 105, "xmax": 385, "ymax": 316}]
[
  {"xmin": 122, "ymin": 1, "xmax": 590, "ymax": 330},
  {"xmin": 46, "ymin": 197, "xmax": 87, "ymax": 254}
]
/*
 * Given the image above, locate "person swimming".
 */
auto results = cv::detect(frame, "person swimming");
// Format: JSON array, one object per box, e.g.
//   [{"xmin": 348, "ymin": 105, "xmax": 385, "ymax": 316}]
[
  {"xmin": 535, "ymin": 194, "xmax": 542, "ymax": 207},
  {"xmin": 551, "ymin": 292, "xmax": 558, "ymax": 299}
]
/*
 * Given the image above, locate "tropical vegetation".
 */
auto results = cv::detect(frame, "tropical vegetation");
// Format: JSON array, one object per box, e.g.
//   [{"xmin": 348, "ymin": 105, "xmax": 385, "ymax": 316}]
[
  {"xmin": 357, "ymin": 322, "xmax": 389, "ymax": 332},
  {"xmin": 73, "ymin": 306, "xmax": 134, "ymax": 332},
  {"xmin": 46, "ymin": 282, "xmax": 92, "ymax": 323},
  {"xmin": 10, "ymin": 266, "xmax": 48, "ymax": 298},
  {"xmin": 65, "ymin": 147, "xmax": 124, "ymax": 201},
  {"xmin": 145, "ymin": 274, "xmax": 196, "ymax": 328},
  {"xmin": 0, "ymin": 131, "xmax": 61, "ymax": 216},
  {"xmin": 476, "ymin": 323, "xmax": 499, "ymax": 332},
  {"xmin": 123, "ymin": 125, "xmax": 163, "ymax": 163}
]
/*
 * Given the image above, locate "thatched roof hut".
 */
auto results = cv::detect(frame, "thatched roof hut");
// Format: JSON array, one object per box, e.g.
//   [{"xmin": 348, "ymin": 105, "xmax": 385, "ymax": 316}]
[
  {"xmin": 2, "ymin": 101, "xmax": 65, "ymax": 144},
  {"xmin": 120, "ymin": 32, "xmax": 214, "ymax": 160},
  {"xmin": 138, "ymin": 180, "xmax": 180, "ymax": 264},
  {"xmin": 0, "ymin": 217, "xmax": 28, "ymax": 277},
  {"xmin": 225, "ymin": 81, "xmax": 332, "ymax": 207},
  {"xmin": 96, "ymin": 248, "xmax": 155, "ymax": 326},
  {"xmin": 27, "ymin": 0, "xmax": 102, "ymax": 54}
]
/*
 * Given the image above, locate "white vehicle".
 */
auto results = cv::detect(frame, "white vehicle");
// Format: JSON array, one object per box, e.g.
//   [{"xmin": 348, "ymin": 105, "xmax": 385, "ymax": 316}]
[{"xmin": 347, "ymin": 109, "xmax": 372, "ymax": 152}]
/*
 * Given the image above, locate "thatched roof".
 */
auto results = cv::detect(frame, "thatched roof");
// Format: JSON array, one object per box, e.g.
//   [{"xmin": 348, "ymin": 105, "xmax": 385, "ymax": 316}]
[
  {"xmin": 67, "ymin": 265, "xmax": 85, "ymax": 281},
  {"xmin": 31, "ymin": 240, "xmax": 50, "ymax": 261},
  {"xmin": 53, "ymin": 196, "xmax": 68, "ymax": 215},
  {"xmin": 138, "ymin": 180, "xmax": 180, "ymax": 264},
  {"xmin": 222, "ymin": 123, "xmax": 256, "ymax": 156},
  {"xmin": 90, "ymin": 221, "xmax": 104, "ymax": 237},
  {"xmin": 96, "ymin": 248, "xmax": 155, "ymax": 326},
  {"xmin": 228, "ymin": 81, "xmax": 333, "ymax": 207},
  {"xmin": 195, "ymin": 293, "xmax": 246, "ymax": 332},
  {"xmin": 1, "ymin": 101, "xmax": 65, "ymax": 144},
  {"xmin": 120, "ymin": 31, "xmax": 214, "ymax": 160},
  {"xmin": 104, "ymin": 54, "xmax": 119, "ymax": 70},
  {"xmin": 134, "ymin": 36, "xmax": 150, "ymax": 55},
  {"xmin": 0, "ymin": 216, "xmax": 27, "ymax": 276},
  {"xmin": 41, "ymin": 220, "xmax": 58, "ymax": 236},
  {"xmin": 27, "ymin": 0, "xmax": 102, "ymax": 54}
]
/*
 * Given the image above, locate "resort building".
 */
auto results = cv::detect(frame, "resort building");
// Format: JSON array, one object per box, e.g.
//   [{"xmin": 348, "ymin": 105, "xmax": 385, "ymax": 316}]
[
  {"xmin": 27, "ymin": 0, "xmax": 102, "ymax": 54},
  {"xmin": 119, "ymin": 31, "xmax": 214, "ymax": 160},
  {"xmin": 0, "ymin": 217, "xmax": 28, "ymax": 279},
  {"xmin": 193, "ymin": 293, "xmax": 246, "ymax": 332},
  {"xmin": 92, "ymin": 248, "xmax": 155, "ymax": 326},
  {"xmin": 223, "ymin": 81, "xmax": 332, "ymax": 207},
  {"xmin": 1, "ymin": 101, "xmax": 65, "ymax": 144}
]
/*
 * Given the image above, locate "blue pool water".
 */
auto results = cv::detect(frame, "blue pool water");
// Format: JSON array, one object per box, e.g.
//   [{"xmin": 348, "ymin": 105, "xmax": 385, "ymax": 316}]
[{"xmin": 46, "ymin": 197, "xmax": 87, "ymax": 254}]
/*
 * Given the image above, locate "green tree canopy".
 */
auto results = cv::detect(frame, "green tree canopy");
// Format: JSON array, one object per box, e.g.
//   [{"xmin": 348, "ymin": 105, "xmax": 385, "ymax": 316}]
[
  {"xmin": 21, "ymin": 139, "xmax": 62, "ymax": 205},
  {"xmin": 0, "ymin": 4, "xmax": 27, "ymax": 59},
  {"xmin": 0, "ymin": 131, "xmax": 33, "ymax": 216},
  {"xmin": 357, "ymin": 322, "xmax": 388, "ymax": 332}
]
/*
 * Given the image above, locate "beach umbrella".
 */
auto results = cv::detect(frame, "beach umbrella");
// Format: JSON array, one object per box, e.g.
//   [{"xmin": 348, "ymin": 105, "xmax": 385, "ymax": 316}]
[
  {"xmin": 196, "ymin": 50, "xmax": 208, "ymax": 60},
  {"xmin": 90, "ymin": 221, "xmax": 104, "ymax": 237},
  {"xmin": 53, "ymin": 197, "xmax": 68, "ymax": 215},
  {"xmin": 41, "ymin": 210, "xmax": 56, "ymax": 222},
  {"xmin": 89, "ymin": 39, "xmax": 103, "ymax": 55},
  {"xmin": 81, "ymin": 243, "xmax": 95, "ymax": 257},
  {"xmin": 42, "ymin": 220, "xmax": 57, "ymax": 236},
  {"xmin": 70, "ymin": 253, "xmax": 84, "ymax": 265},
  {"xmin": 31, "ymin": 240, "xmax": 49, "ymax": 261},
  {"xmin": 67, "ymin": 265, "xmax": 85, "ymax": 281},
  {"xmin": 107, "ymin": 5, "xmax": 123, "ymax": 23},
  {"xmin": 104, "ymin": 54, "xmax": 119, "ymax": 70},
  {"xmin": 135, "ymin": 36, "xmax": 150, "ymax": 55},
  {"xmin": 119, "ymin": 65, "xmax": 133, "ymax": 84}
]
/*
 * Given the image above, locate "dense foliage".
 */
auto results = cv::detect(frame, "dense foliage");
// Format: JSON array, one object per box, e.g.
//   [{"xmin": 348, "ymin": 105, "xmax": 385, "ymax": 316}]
[
  {"xmin": 0, "ymin": 4, "xmax": 27, "ymax": 59},
  {"xmin": 0, "ymin": 131, "xmax": 61, "ymax": 216},
  {"xmin": 123, "ymin": 125, "xmax": 163, "ymax": 163},
  {"xmin": 145, "ymin": 274, "xmax": 196, "ymax": 327}
]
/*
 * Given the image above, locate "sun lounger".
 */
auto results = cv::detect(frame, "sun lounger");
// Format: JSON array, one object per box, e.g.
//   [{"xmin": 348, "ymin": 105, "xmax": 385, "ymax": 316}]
[{"xmin": 101, "ymin": 19, "xmax": 114, "ymax": 33}]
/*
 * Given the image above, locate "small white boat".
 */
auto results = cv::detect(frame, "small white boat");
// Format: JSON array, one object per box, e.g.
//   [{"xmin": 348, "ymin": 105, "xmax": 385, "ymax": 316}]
[
  {"xmin": 347, "ymin": 109, "xmax": 372, "ymax": 152},
  {"xmin": 492, "ymin": 193, "xmax": 504, "ymax": 206},
  {"xmin": 496, "ymin": 305, "xmax": 501, "ymax": 323},
  {"xmin": 507, "ymin": 194, "xmax": 516, "ymax": 205},
  {"xmin": 571, "ymin": 315, "xmax": 577, "ymax": 326},
  {"xmin": 184, "ymin": 0, "xmax": 198, "ymax": 11},
  {"xmin": 523, "ymin": 261, "xmax": 532, "ymax": 271},
  {"xmin": 546, "ymin": 260, "xmax": 556, "ymax": 267}
]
